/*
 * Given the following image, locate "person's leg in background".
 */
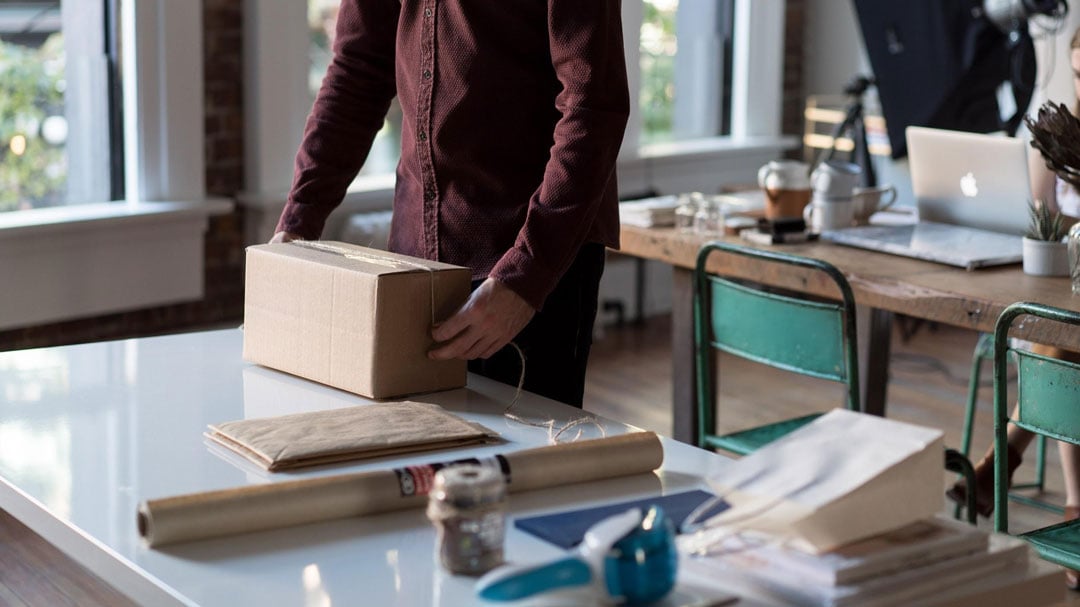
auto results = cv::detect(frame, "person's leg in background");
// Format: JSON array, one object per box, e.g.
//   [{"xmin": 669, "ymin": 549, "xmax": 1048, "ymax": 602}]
[
  {"xmin": 468, "ymin": 243, "xmax": 606, "ymax": 407},
  {"xmin": 948, "ymin": 408, "xmax": 1034, "ymax": 517},
  {"xmin": 949, "ymin": 343, "xmax": 1078, "ymax": 516}
]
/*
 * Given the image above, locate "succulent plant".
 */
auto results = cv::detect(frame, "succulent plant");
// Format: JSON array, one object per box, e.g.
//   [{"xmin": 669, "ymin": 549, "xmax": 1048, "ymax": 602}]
[{"xmin": 1026, "ymin": 198, "xmax": 1067, "ymax": 242}]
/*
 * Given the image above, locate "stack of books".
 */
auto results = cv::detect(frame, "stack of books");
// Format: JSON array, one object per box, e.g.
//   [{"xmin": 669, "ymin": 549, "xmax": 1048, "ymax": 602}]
[
  {"xmin": 679, "ymin": 516, "xmax": 1053, "ymax": 607},
  {"xmin": 618, "ymin": 195, "xmax": 679, "ymax": 228}
]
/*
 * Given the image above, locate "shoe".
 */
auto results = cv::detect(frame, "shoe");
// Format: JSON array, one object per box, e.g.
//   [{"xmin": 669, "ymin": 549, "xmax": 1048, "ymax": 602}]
[
  {"xmin": 945, "ymin": 443, "xmax": 1022, "ymax": 518},
  {"xmin": 1066, "ymin": 506, "xmax": 1080, "ymax": 591}
]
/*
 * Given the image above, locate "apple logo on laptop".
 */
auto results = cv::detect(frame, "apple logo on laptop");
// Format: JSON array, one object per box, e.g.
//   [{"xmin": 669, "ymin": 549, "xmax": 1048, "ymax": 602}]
[{"xmin": 960, "ymin": 172, "xmax": 978, "ymax": 197}]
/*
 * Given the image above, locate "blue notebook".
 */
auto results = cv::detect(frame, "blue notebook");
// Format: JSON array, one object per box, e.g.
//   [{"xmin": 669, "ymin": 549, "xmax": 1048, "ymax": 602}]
[{"xmin": 513, "ymin": 489, "xmax": 726, "ymax": 549}]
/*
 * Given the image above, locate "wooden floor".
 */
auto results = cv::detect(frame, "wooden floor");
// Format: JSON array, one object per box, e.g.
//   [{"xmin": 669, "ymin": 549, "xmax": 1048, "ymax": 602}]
[{"xmin": 1, "ymin": 315, "xmax": 1078, "ymax": 604}]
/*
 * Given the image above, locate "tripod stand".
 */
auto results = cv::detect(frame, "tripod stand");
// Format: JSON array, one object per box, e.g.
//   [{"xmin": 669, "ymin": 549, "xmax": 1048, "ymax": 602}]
[{"xmin": 820, "ymin": 75, "xmax": 877, "ymax": 188}]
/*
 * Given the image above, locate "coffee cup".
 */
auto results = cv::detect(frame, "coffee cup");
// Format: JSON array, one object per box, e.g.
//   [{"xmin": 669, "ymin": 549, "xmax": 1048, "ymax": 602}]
[
  {"xmin": 758, "ymin": 160, "xmax": 811, "ymax": 220},
  {"xmin": 803, "ymin": 195, "xmax": 854, "ymax": 233},
  {"xmin": 851, "ymin": 184, "xmax": 897, "ymax": 225},
  {"xmin": 811, "ymin": 160, "xmax": 862, "ymax": 200}
]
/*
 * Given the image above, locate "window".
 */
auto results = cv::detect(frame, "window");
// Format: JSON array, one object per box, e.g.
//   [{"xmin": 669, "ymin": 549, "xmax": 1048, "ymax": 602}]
[
  {"xmin": 302, "ymin": 0, "xmax": 734, "ymax": 174},
  {"xmin": 308, "ymin": 0, "xmax": 401, "ymax": 177},
  {"xmin": 640, "ymin": 0, "xmax": 735, "ymax": 145},
  {"xmin": 1, "ymin": 1, "xmax": 216, "ymax": 331},
  {"xmin": 0, "ymin": 2, "xmax": 65, "ymax": 212},
  {"xmin": 640, "ymin": 0, "xmax": 678, "ymax": 143},
  {"xmin": 0, "ymin": 0, "xmax": 120, "ymax": 213}
]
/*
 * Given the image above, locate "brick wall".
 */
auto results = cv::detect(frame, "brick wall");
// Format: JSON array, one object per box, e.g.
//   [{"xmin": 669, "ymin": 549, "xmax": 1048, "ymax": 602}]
[
  {"xmin": 783, "ymin": 0, "xmax": 806, "ymax": 152},
  {"xmin": 0, "ymin": 0, "xmax": 247, "ymax": 351}
]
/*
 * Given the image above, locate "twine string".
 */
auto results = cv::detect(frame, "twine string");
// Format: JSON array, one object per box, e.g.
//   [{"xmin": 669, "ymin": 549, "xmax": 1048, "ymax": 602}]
[{"xmin": 502, "ymin": 342, "xmax": 606, "ymax": 444}]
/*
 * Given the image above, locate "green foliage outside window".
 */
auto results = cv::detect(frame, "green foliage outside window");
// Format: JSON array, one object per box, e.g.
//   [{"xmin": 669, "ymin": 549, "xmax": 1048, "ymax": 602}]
[
  {"xmin": 641, "ymin": 0, "xmax": 677, "ymax": 143},
  {"xmin": 0, "ymin": 34, "xmax": 65, "ymax": 212}
]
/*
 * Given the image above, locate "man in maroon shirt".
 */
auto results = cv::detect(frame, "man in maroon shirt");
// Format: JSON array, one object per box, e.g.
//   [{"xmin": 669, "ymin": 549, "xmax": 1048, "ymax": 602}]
[{"xmin": 272, "ymin": 1, "xmax": 629, "ymax": 406}]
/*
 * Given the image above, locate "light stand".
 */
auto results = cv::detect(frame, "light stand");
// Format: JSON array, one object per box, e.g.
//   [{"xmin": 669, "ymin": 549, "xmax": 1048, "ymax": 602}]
[{"xmin": 821, "ymin": 75, "xmax": 877, "ymax": 188}]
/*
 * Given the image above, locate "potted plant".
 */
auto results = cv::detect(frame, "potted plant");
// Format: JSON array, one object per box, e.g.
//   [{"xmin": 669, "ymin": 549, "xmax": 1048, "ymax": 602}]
[{"xmin": 1023, "ymin": 199, "xmax": 1069, "ymax": 276}]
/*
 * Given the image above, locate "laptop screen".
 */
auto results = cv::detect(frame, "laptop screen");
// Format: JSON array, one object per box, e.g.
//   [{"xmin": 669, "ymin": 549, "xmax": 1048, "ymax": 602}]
[{"xmin": 905, "ymin": 127, "xmax": 1030, "ymax": 235}]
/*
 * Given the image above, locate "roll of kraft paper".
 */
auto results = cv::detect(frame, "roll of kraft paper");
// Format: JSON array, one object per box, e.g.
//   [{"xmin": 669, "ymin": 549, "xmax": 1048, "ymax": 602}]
[{"xmin": 138, "ymin": 431, "xmax": 663, "ymax": 547}]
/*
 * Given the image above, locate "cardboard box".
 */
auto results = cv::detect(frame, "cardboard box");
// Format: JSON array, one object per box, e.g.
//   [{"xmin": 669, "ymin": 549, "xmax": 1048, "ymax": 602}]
[{"xmin": 243, "ymin": 241, "xmax": 471, "ymax": 399}]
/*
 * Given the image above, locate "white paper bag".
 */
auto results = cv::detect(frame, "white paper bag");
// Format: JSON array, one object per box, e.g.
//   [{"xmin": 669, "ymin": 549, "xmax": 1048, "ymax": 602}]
[{"xmin": 697, "ymin": 409, "xmax": 944, "ymax": 554}]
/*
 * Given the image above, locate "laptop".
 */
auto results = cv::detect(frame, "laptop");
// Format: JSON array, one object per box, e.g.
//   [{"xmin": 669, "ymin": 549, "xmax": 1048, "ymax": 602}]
[{"xmin": 822, "ymin": 127, "xmax": 1029, "ymax": 270}]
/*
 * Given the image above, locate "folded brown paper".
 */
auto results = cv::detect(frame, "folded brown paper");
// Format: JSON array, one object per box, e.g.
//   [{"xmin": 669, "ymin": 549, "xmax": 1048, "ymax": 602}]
[
  {"xmin": 139, "ymin": 431, "xmax": 664, "ymax": 547},
  {"xmin": 207, "ymin": 401, "xmax": 498, "ymax": 471}
]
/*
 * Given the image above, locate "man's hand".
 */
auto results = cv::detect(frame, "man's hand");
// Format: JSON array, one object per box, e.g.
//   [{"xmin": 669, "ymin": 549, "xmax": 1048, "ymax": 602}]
[
  {"xmin": 429, "ymin": 278, "xmax": 536, "ymax": 360},
  {"xmin": 269, "ymin": 231, "xmax": 303, "ymax": 244}
]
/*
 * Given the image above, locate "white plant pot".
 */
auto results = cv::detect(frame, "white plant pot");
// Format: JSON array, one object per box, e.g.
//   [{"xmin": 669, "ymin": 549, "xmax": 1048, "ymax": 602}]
[{"xmin": 1022, "ymin": 237, "xmax": 1070, "ymax": 276}]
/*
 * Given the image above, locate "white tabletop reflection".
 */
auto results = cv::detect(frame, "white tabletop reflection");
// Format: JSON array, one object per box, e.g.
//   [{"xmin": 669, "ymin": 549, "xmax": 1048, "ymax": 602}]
[{"xmin": 0, "ymin": 329, "xmax": 733, "ymax": 606}]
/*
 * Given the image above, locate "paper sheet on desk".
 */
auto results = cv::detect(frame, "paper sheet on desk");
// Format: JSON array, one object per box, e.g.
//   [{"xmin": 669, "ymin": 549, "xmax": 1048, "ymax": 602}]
[{"xmin": 687, "ymin": 409, "xmax": 943, "ymax": 554}]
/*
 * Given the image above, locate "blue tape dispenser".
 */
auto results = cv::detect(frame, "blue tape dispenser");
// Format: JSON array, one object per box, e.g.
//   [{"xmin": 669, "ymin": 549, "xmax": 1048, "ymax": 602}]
[{"xmin": 475, "ymin": 505, "xmax": 677, "ymax": 605}]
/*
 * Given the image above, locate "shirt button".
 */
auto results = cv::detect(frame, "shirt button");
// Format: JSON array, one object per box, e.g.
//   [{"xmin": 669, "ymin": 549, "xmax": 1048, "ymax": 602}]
[
  {"xmin": 422, "ymin": 69, "xmax": 432, "ymax": 80},
  {"xmin": 424, "ymin": 189, "xmax": 435, "ymax": 201},
  {"xmin": 425, "ymin": 8, "xmax": 433, "ymax": 17},
  {"xmin": 418, "ymin": 132, "xmax": 428, "ymax": 142}
]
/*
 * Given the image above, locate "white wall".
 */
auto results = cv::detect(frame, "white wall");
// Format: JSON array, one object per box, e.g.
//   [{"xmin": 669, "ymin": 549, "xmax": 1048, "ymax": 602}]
[
  {"xmin": 1031, "ymin": 11, "xmax": 1080, "ymax": 109},
  {"xmin": 803, "ymin": 0, "xmax": 868, "ymax": 98}
]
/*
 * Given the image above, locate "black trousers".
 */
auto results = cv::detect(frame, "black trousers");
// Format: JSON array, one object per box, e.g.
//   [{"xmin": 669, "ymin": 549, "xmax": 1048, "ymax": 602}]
[{"xmin": 468, "ymin": 243, "xmax": 606, "ymax": 407}]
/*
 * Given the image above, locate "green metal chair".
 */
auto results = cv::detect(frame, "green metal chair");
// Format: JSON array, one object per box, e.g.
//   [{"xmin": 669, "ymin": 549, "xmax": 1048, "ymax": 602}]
[
  {"xmin": 693, "ymin": 242, "xmax": 978, "ymax": 524},
  {"xmin": 993, "ymin": 302, "xmax": 1080, "ymax": 569},
  {"xmin": 959, "ymin": 333, "xmax": 1057, "ymax": 516},
  {"xmin": 692, "ymin": 242, "xmax": 861, "ymax": 455}
]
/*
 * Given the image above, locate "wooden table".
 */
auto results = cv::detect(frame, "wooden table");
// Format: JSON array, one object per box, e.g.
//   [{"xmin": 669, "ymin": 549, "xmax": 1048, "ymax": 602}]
[{"xmin": 619, "ymin": 224, "xmax": 1080, "ymax": 444}]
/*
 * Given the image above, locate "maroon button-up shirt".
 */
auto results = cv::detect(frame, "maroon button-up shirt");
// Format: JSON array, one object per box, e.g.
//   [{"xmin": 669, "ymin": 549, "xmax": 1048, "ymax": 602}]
[{"xmin": 276, "ymin": 0, "xmax": 629, "ymax": 310}]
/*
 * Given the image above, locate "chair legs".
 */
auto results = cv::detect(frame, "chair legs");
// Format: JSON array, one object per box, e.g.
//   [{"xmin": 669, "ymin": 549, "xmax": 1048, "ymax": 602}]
[
  {"xmin": 958, "ymin": 334, "xmax": 993, "ymax": 462},
  {"xmin": 945, "ymin": 448, "xmax": 977, "ymax": 525}
]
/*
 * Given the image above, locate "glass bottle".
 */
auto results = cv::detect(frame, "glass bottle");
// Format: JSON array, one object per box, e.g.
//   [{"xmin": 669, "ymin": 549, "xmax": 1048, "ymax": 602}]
[
  {"xmin": 1068, "ymin": 222, "xmax": 1080, "ymax": 294},
  {"xmin": 674, "ymin": 192, "xmax": 702, "ymax": 232},
  {"xmin": 693, "ymin": 195, "xmax": 725, "ymax": 235}
]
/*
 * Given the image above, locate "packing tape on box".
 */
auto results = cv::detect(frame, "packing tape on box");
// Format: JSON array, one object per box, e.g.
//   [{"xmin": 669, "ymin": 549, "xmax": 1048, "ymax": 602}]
[
  {"xmin": 289, "ymin": 240, "xmax": 432, "ymax": 269},
  {"xmin": 138, "ymin": 431, "xmax": 663, "ymax": 547},
  {"xmin": 289, "ymin": 240, "xmax": 439, "ymax": 323}
]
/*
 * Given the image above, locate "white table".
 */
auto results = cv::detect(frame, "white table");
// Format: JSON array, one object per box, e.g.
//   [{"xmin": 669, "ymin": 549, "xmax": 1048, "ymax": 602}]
[
  {"xmin": 0, "ymin": 330, "xmax": 1062, "ymax": 606},
  {"xmin": 0, "ymin": 329, "xmax": 739, "ymax": 606}
]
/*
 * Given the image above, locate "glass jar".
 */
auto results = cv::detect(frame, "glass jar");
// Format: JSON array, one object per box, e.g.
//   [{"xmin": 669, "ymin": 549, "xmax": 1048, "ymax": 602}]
[
  {"xmin": 693, "ymin": 196, "xmax": 725, "ymax": 235},
  {"xmin": 426, "ymin": 464, "xmax": 507, "ymax": 575},
  {"xmin": 674, "ymin": 192, "xmax": 702, "ymax": 232},
  {"xmin": 1068, "ymin": 222, "xmax": 1080, "ymax": 294}
]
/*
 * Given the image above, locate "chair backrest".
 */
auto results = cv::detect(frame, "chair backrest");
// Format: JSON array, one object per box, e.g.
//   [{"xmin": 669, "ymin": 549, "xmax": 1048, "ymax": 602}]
[
  {"xmin": 993, "ymin": 302, "xmax": 1080, "ymax": 532},
  {"xmin": 693, "ymin": 242, "xmax": 861, "ymax": 445}
]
